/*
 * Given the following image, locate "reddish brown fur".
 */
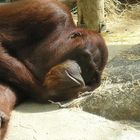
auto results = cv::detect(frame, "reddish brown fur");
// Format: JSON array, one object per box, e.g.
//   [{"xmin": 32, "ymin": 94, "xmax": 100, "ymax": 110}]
[{"xmin": 0, "ymin": 0, "xmax": 108, "ymax": 139}]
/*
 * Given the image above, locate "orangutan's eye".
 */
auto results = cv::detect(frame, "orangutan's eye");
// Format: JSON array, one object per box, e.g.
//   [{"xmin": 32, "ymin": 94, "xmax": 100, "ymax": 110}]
[{"xmin": 69, "ymin": 32, "xmax": 81, "ymax": 39}]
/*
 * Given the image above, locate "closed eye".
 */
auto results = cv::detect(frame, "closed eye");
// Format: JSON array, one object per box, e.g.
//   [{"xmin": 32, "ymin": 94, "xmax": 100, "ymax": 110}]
[{"xmin": 69, "ymin": 32, "xmax": 82, "ymax": 39}]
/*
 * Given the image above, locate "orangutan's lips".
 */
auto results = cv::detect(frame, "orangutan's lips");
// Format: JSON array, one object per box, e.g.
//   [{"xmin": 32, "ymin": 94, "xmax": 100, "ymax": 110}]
[{"xmin": 65, "ymin": 70, "xmax": 85, "ymax": 87}]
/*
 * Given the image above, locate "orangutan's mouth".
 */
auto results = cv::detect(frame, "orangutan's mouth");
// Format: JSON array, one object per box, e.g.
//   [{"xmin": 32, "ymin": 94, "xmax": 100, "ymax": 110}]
[{"xmin": 65, "ymin": 70, "xmax": 85, "ymax": 87}]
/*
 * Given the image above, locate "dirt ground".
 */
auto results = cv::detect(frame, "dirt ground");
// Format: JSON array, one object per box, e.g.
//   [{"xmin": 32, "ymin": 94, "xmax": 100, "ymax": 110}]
[
  {"xmin": 104, "ymin": 15, "xmax": 140, "ymax": 60},
  {"xmin": 105, "ymin": 17, "xmax": 139, "ymax": 45},
  {"xmin": 104, "ymin": 7, "xmax": 140, "ymax": 60},
  {"xmin": 104, "ymin": 4, "xmax": 140, "ymax": 45}
]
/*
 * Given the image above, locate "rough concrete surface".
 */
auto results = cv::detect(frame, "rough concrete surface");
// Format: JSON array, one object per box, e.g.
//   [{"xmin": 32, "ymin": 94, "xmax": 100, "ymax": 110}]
[{"xmin": 4, "ymin": 104, "xmax": 140, "ymax": 140}]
